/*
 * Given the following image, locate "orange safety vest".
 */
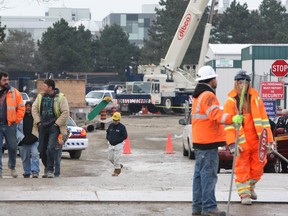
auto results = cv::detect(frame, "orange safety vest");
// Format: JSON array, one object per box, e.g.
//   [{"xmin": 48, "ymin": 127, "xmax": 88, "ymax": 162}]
[
  {"xmin": 223, "ymin": 87, "xmax": 273, "ymax": 146},
  {"xmin": 192, "ymin": 91, "xmax": 233, "ymax": 144},
  {"xmin": 6, "ymin": 87, "xmax": 25, "ymax": 126}
]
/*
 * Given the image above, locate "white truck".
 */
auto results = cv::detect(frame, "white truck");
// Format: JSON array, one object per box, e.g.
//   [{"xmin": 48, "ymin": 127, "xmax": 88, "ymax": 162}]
[{"xmin": 116, "ymin": 0, "xmax": 210, "ymax": 114}]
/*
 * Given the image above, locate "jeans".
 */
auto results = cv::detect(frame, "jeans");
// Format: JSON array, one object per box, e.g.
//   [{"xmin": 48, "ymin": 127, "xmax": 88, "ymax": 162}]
[
  {"xmin": 0, "ymin": 124, "xmax": 17, "ymax": 173},
  {"xmin": 38, "ymin": 124, "xmax": 60, "ymax": 172},
  {"xmin": 192, "ymin": 148, "xmax": 219, "ymax": 213},
  {"xmin": 108, "ymin": 142, "xmax": 124, "ymax": 169},
  {"xmin": 54, "ymin": 148, "xmax": 62, "ymax": 177},
  {"xmin": 19, "ymin": 141, "xmax": 40, "ymax": 175}
]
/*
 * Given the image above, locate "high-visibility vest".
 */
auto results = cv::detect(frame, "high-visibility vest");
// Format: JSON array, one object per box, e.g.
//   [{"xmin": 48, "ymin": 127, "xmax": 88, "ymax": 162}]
[
  {"xmin": 192, "ymin": 91, "xmax": 232, "ymax": 144},
  {"xmin": 37, "ymin": 93, "xmax": 64, "ymax": 118},
  {"xmin": 224, "ymin": 88, "xmax": 274, "ymax": 145}
]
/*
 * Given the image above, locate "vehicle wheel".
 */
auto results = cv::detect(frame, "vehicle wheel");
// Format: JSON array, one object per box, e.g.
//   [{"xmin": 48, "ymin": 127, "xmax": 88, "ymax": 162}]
[
  {"xmin": 172, "ymin": 103, "xmax": 186, "ymax": 113},
  {"xmin": 69, "ymin": 150, "xmax": 82, "ymax": 159},
  {"xmin": 274, "ymin": 158, "xmax": 281, "ymax": 173},
  {"xmin": 264, "ymin": 161, "xmax": 275, "ymax": 173},
  {"xmin": 160, "ymin": 97, "xmax": 173, "ymax": 114},
  {"xmin": 217, "ymin": 162, "xmax": 221, "ymax": 173},
  {"xmin": 182, "ymin": 143, "xmax": 188, "ymax": 157},
  {"xmin": 188, "ymin": 140, "xmax": 195, "ymax": 159},
  {"xmin": 281, "ymin": 159, "xmax": 288, "ymax": 173},
  {"xmin": 147, "ymin": 104, "xmax": 160, "ymax": 113},
  {"xmin": 128, "ymin": 104, "xmax": 142, "ymax": 114}
]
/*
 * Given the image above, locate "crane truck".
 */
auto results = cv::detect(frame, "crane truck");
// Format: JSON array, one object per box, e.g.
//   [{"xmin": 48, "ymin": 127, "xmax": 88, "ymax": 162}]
[{"xmin": 116, "ymin": 0, "xmax": 210, "ymax": 114}]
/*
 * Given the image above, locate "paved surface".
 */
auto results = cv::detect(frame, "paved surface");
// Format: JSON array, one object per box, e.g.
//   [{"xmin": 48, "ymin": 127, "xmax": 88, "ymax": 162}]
[
  {"xmin": 0, "ymin": 115, "xmax": 287, "ymax": 215},
  {"xmin": 0, "ymin": 174, "xmax": 287, "ymax": 203}
]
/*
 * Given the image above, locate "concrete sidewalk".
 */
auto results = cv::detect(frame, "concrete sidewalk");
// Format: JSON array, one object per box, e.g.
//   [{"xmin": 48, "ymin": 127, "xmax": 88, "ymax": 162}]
[{"xmin": 0, "ymin": 173, "xmax": 287, "ymax": 203}]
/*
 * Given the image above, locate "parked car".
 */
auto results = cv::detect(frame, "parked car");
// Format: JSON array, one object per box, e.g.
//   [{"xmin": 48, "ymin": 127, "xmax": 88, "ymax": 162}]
[
  {"xmin": 85, "ymin": 90, "xmax": 118, "ymax": 111},
  {"xmin": 271, "ymin": 116, "xmax": 288, "ymax": 173},
  {"xmin": 21, "ymin": 92, "xmax": 29, "ymax": 105},
  {"xmin": 179, "ymin": 112, "xmax": 279, "ymax": 173},
  {"xmin": 28, "ymin": 89, "xmax": 38, "ymax": 102},
  {"xmin": 63, "ymin": 116, "xmax": 89, "ymax": 159},
  {"xmin": 2, "ymin": 117, "xmax": 89, "ymax": 159}
]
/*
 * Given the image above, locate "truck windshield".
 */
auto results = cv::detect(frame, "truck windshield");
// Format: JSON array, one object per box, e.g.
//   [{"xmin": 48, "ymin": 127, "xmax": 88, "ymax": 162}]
[{"xmin": 132, "ymin": 83, "xmax": 151, "ymax": 94}]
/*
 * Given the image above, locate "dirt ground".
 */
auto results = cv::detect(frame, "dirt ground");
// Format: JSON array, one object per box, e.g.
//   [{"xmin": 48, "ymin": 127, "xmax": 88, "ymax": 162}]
[{"xmin": 0, "ymin": 115, "xmax": 287, "ymax": 216}]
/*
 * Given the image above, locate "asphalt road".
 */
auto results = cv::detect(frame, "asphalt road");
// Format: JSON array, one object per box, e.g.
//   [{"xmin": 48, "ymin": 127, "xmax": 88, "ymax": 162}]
[{"xmin": 0, "ymin": 114, "xmax": 287, "ymax": 216}]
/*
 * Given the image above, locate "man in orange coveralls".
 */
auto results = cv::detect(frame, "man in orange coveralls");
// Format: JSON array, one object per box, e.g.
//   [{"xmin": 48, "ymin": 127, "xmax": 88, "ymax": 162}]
[{"xmin": 224, "ymin": 70, "xmax": 274, "ymax": 205}]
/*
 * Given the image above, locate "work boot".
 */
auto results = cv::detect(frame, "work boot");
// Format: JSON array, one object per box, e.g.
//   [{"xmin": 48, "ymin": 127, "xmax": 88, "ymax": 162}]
[
  {"xmin": 47, "ymin": 172, "xmax": 54, "ymax": 178},
  {"xmin": 241, "ymin": 196, "xmax": 252, "ymax": 205},
  {"xmin": 192, "ymin": 211, "xmax": 202, "ymax": 216},
  {"xmin": 32, "ymin": 172, "xmax": 39, "ymax": 178},
  {"xmin": 23, "ymin": 174, "xmax": 30, "ymax": 178},
  {"xmin": 250, "ymin": 190, "xmax": 257, "ymax": 200},
  {"xmin": 10, "ymin": 168, "xmax": 18, "ymax": 178},
  {"xmin": 112, "ymin": 169, "xmax": 121, "ymax": 176},
  {"xmin": 201, "ymin": 208, "xmax": 226, "ymax": 216}
]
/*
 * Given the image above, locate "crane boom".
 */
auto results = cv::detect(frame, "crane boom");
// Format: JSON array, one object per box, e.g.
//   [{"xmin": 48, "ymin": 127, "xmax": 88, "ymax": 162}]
[{"xmin": 160, "ymin": 0, "xmax": 209, "ymax": 71}]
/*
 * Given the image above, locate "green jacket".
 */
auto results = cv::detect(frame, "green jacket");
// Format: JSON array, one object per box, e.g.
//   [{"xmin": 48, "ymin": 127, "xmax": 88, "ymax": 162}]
[{"xmin": 32, "ymin": 90, "xmax": 70, "ymax": 137}]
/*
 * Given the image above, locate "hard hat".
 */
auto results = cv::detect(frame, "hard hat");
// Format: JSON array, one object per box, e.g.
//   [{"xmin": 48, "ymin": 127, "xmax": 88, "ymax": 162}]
[
  {"xmin": 234, "ymin": 70, "xmax": 251, "ymax": 81},
  {"xmin": 196, "ymin": 66, "xmax": 218, "ymax": 81},
  {"xmin": 112, "ymin": 112, "xmax": 121, "ymax": 121}
]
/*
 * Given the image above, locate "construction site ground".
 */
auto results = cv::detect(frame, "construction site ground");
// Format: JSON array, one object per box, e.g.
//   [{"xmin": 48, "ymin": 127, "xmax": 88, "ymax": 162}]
[{"xmin": 0, "ymin": 115, "xmax": 287, "ymax": 216}]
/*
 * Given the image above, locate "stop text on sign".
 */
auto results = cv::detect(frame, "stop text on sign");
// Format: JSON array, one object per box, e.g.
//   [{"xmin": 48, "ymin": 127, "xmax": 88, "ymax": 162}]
[{"xmin": 271, "ymin": 59, "xmax": 288, "ymax": 77}]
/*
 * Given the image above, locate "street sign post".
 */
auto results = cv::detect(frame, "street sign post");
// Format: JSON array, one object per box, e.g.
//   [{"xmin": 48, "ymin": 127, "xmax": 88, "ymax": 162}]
[{"xmin": 271, "ymin": 59, "xmax": 288, "ymax": 77}]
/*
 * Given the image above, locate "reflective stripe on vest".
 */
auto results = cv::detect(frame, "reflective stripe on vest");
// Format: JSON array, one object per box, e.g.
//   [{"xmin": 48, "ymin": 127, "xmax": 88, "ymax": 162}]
[{"xmin": 192, "ymin": 91, "xmax": 223, "ymax": 120}]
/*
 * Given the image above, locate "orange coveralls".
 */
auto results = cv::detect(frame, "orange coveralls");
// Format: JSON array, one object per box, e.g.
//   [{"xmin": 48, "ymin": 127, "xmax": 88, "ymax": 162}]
[{"xmin": 224, "ymin": 87, "xmax": 273, "ymax": 197}]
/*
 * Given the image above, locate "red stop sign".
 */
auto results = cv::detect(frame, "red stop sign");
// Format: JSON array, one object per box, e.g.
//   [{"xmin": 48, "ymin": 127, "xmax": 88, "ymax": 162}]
[{"xmin": 271, "ymin": 60, "xmax": 288, "ymax": 77}]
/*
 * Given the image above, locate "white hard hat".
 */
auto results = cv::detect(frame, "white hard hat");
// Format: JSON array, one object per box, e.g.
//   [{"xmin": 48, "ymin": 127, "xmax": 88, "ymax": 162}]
[{"xmin": 196, "ymin": 66, "xmax": 218, "ymax": 81}]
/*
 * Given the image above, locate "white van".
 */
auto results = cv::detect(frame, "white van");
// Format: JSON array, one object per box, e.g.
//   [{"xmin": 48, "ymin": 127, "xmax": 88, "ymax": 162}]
[{"xmin": 85, "ymin": 90, "xmax": 117, "ymax": 110}]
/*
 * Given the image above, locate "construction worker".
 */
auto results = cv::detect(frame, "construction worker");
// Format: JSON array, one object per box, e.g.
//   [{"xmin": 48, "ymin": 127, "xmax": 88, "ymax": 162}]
[
  {"xmin": 106, "ymin": 112, "xmax": 127, "ymax": 176},
  {"xmin": 0, "ymin": 71, "xmax": 25, "ymax": 178},
  {"xmin": 32, "ymin": 79, "xmax": 70, "ymax": 178},
  {"xmin": 192, "ymin": 66, "xmax": 243, "ymax": 216},
  {"xmin": 223, "ymin": 70, "xmax": 274, "ymax": 205}
]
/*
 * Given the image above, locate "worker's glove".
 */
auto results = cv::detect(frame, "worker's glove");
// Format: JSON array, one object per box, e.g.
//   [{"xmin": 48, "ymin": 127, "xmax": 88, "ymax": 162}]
[
  {"xmin": 229, "ymin": 143, "xmax": 243, "ymax": 156},
  {"xmin": 268, "ymin": 142, "xmax": 276, "ymax": 153},
  {"xmin": 232, "ymin": 115, "xmax": 244, "ymax": 125}
]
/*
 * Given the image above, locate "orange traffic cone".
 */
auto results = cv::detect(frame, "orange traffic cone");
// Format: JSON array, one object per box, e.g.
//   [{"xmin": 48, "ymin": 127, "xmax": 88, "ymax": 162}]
[
  {"xmin": 123, "ymin": 136, "xmax": 131, "ymax": 154},
  {"xmin": 166, "ymin": 132, "xmax": 174, "ymax": 154}
]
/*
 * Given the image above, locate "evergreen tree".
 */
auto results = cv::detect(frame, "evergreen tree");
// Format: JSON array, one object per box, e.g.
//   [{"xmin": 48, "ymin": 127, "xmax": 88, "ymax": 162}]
[
  {"xmin": 94, "ymin": 24, "xmax": 140, "ymax": 80},
  {"xmin": 0, "ymin": 30, "xmax": 36, "ymax": 72},
  {"xmin": 38, "ymin": 19, "xmax": 94, "ymax": 74}
]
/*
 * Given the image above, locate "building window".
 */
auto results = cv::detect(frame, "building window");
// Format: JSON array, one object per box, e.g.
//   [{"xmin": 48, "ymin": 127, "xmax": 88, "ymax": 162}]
[{"xmin": 120, "ymin": 14, "xmax": 127, "ymax": 27}]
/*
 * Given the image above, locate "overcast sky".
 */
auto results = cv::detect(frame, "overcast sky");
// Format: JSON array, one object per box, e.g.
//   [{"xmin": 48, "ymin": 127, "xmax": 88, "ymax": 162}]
[{"xmin": 0, "ymin": 0, "xmax": 286, "ymax": 21}]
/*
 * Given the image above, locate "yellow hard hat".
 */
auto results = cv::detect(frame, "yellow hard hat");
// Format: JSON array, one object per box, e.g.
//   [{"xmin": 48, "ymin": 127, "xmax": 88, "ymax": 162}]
[{"xmin": 112, "ymin": 112, "xmax": 121, "ymax": 121}]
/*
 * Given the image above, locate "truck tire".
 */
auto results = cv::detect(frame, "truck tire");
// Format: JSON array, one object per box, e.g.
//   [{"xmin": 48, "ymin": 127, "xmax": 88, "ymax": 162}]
[
  {"xmin": 69, "ymin": 150, "xmax": 82, "ymax": 159},
  {"xmin": 147, "ymin": 104, "xmax": 159, "ymax": 113},
  {"xmin": 128, "ymin": 104, "xmax": 142, "ymax": 114},
  {"xmin": 161, "ymin": 97, "xmax": 173, "ymax": 114}
]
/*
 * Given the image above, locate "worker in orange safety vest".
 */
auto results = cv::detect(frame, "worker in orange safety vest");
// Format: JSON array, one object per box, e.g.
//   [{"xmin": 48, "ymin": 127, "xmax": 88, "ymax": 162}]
[
  {"xmin": 223, "ymin": 70, "xmax": 274, "ymax": 205},
  {"xmin": 191, "ymin": 66, "xmax": 243, "ymax": 216}
]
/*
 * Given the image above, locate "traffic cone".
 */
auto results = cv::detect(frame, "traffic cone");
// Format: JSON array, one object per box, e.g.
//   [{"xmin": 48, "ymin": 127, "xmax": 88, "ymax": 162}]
[
  {"xmin": 166, "ymin": 132, "xmax": 174, "ymax": 154},
  {"xmin": 123, "ymin": 136, "xmax": 131, "ymax": 154}
]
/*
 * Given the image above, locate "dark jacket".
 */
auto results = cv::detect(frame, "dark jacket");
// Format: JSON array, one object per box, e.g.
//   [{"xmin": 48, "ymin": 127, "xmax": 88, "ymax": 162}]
[
  {"xmin": 20, "ymin": 112, "xmax": 38, "ymax": 145},
  {"xmin": 106, "ymin": 123, "xmax": 128, "ymax": 146}
]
